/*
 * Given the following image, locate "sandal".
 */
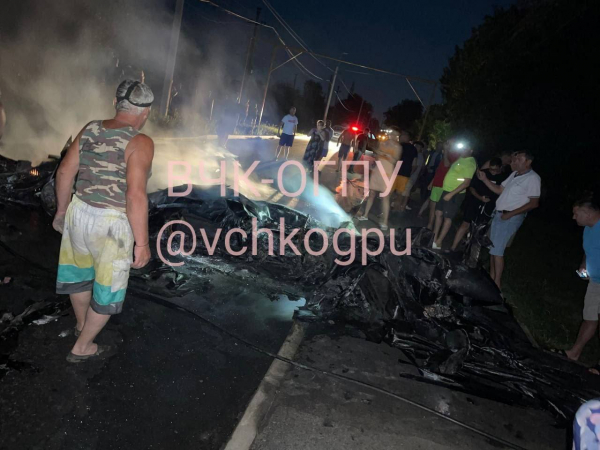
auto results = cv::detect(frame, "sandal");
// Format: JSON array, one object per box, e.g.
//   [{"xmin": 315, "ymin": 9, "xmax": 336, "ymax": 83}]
[
  {"xmin": 380, "ymin": 224, "xmax": 389, "ymax": 231},
  {"xmin": 66, "ymin": 345, "xmax": 112, "ymax": 363}
]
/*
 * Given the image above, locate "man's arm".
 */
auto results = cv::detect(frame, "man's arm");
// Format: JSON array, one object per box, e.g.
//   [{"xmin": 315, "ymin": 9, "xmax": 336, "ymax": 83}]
[
  {"xmin": 469, "ymin": 186, "xmax": 488, "ymax": 202},
  {"xmin": 581, "ymin": 254, "xmax": 587, "ymax": 272},
  {"xmin": 444, "ymin": 179, "xmax": 471, "ymax": 200},
  {"xmin": 125, "ymin": 134, "xmax": 154, "ymax": 269},
  {"xmin": 52, "ymin": 127, "xmax": 86, "ymax": 233},
  {"xmin": 503, "ymin": 197, "xmax": 539, "ymax": 219},
  {"xmin": 477, "ymin": 170, "xmax": 504, "ymax": 195},
  {"xmin": 409, "ymin": 157, "xmax": 418, "ymax": 177}
]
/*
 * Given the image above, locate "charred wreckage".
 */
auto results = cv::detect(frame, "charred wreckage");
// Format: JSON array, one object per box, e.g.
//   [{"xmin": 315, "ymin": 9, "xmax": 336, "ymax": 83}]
[{"xmin": 0, "ymin": 149, "xmax": 598, "ymax": 424}]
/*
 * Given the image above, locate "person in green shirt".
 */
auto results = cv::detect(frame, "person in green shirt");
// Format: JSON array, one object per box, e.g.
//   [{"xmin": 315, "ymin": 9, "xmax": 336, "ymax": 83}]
[{"xmin": 432, "ymin": 138, "xmax": 477, "ymax": 249}]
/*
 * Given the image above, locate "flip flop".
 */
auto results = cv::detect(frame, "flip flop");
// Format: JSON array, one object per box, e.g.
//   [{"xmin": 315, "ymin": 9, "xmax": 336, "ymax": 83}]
[
  {"xmin": 66, "ymin": 345, "xmax": 112, "ymax": 363},
  {"xmin": 589, "ymin": 365, "xmax": 600, "ymax": 376}
]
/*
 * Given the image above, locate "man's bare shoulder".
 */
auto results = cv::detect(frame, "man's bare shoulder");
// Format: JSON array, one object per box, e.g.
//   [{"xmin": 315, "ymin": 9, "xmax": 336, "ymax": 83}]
[
  {"xmin": 131, "ymin": 133, "xmax": 154, "ymax": 146},
  {"xmin": 129, "ymin": 133, "xmax": 154, "ymax": 152}
]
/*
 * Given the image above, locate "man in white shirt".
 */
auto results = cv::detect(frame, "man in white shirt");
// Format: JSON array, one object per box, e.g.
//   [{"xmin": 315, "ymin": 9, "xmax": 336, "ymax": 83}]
[
  {"xmin": 477, "ymin": 150, "xmax": 541, "ymax": 289},
  {"xmin": 276, "ymin": 107, "xmax": 298, "ymax": 160}
]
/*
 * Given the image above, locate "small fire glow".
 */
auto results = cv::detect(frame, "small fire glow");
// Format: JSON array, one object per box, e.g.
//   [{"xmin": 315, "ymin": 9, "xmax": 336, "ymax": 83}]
[{"xmin": 29, "ymin": 169, "xmax": 39, "ymax": 177}]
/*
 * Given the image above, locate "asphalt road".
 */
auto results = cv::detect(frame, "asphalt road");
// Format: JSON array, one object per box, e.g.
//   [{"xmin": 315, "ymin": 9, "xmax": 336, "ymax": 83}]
[{"xmin": 0, "ymin": 195, "xmax": 301, "ymax": 450}]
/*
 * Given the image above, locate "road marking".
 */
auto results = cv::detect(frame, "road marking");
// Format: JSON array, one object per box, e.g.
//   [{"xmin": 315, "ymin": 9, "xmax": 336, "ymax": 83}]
[{"xmin": 261, "ymin": 179, "xmax": 273, "ymax": 184}]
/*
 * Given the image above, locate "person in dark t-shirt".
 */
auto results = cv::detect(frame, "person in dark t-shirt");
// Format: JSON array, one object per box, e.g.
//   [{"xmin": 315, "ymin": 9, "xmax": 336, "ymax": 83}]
[
  {"xmin": 449, "ymin": 157, "xmax": 505, "ymax": 252},
  {"xmin": 392, "ymin": 131, "xmax": 417, "ymax": 211}
]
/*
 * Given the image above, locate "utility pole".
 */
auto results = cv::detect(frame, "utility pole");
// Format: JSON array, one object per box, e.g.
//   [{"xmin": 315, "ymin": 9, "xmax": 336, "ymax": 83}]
[
  {"xmin": 323, "ymin": 65, "xmax": 338, "ymax": 122},
  {"xmin": 159, "ymin": 0, "xmax": 185, "ymax": 119},
  {"xmin": 238, "ymin": 7, "xmax": 262, "ymax": 104}
]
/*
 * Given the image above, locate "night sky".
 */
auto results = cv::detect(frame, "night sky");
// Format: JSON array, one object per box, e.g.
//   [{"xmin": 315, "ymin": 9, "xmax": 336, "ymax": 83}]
[{"xmin": 200, "ymin": 0, "xmax": 516, "ymax": 118}]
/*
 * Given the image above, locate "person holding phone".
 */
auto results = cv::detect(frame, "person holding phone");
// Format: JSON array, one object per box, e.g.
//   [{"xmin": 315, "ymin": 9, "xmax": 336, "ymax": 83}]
[{"xmin": 559, "ymin": 194, "xmax": 600, "ymax": 365}]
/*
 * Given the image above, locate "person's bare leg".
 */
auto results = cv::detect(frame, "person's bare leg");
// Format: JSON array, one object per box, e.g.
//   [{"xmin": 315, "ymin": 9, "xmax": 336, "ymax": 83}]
[
  {"xmin": 490, "ymin": 255, "xmax": 496, "ymax": 281},
  {"xmin": 70, "ymin": 291, "xmax": 91, "ymax": 333},
  {"xmin": 566, "ymin": 320, "xmax": 598, "ymax": 360},
  {"xmin": 360, "ymin": 190, "xmax": 377, "ymax": 218},
  {"xmin": 399, "ymin": 194, "xmax": 409, "ymax": 211},
  {"xmin": 451, "ymin": 221, "xmax": 470, "ymax": 251},
  {"xmin": 433, "ymin": 211, "xmax": 443, "ymax": 241},
  {"xmin": 275, "ymin": 145, "xmax": 283, "ymax": 160},
  {"xmin": 337, "ymin": 154, "xmax": 344, "ymax": 172},
  {"xmin": 381, "ymin": 195, "xmax": 391, "ymax": 227},
  {"xmin": 71, "ymin": 307, "xmax": 111, "ymax": 356},
  {"xmin": 418, "ymin": 198, "xmax": 430, "ymax": 217},
  {"xmin": 427, "ymin": 201, "xmax": 437, "ymax": 230},
  {"xmin": 435, "ymin": 218, "xmax": 453, "ymax": 247},
  {"xmin": 391, "ymin": 192, "xmax": 402, "ymax": 212},
  {"xmin": 492, "ymin": 255, "xmax": 505, "ymax": 288},
  {"xmin": 285, "ymin": 145, "xmax": 291, "ymax": 159}
]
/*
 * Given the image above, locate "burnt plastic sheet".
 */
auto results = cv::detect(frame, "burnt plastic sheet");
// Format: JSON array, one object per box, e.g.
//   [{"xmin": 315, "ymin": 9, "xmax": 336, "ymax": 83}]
[{"xmin": 2, "ymin": 156, "xmax": 599, "ymax": 421}]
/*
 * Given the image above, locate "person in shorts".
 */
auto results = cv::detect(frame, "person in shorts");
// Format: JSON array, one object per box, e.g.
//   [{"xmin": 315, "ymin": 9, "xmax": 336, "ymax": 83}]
[
  {"xmin": 423, "ymin": 141, "xmax": 460, "ymax": 229},
  {"xmin": 555, "ymin": 195, "xmax": 600, "ymax": 364},
  {"xmin": 336, "ymin": 126, "xmax": 354, "ymax": 172},
  {"xmin": 401, "ymin": 140, "xmax": 425, "ymax": 211},
  {"xmin": 432, "ymin": 138, "xmax": 477, "ymax": 249},
  {"xmin": 477, "ymin": 150, "xmax": 541, "ymax": 288},
  {"xmin": 53, "ymin": 80, "xmax": 155, "ymax": 363},
  {"xmin": 392, "ymin": 130, "xmax": 417, "ymax": 210},
  {"xmin": 276, "ymin": 106, "xmax": 298, "ymax": 160}
]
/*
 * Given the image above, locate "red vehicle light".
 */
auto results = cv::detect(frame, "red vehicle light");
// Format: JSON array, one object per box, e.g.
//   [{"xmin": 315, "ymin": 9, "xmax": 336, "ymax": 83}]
[{"xmin": 351, "ymin": 126, "xmax": 359, "ymax": 131}]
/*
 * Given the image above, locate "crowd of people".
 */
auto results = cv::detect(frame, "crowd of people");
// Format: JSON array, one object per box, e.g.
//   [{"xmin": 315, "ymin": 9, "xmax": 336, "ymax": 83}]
[
  {"xmin": 352, "ymin": 129, "xmax": 542, "ymax": 291},
  {"xmin": 271, "ymin": 109, "xmax": 544, "ymax": 294}
]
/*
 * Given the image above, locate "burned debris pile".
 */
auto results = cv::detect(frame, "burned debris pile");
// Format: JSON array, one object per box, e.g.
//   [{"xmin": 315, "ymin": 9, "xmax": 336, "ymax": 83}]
[{"xmin": 1, "ymin": 153, "xmax": 598, "ymax": 421}]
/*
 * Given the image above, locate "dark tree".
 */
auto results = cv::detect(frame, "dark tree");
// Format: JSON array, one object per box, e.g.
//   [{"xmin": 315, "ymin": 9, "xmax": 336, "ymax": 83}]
[
  {"xmin": 383, "ymin": 100, "xmax": 423, "ymax": 131},
  {"xmin": 270, "ymin": 82, "xmax": 300, "ymax": 122},
  {"xmin": 330, "ymin": 93, "xmax": 373, "ymax": 128},
  {"xmin": 440, "ymin": 0, "xmax": 600, "ymax": 208}
]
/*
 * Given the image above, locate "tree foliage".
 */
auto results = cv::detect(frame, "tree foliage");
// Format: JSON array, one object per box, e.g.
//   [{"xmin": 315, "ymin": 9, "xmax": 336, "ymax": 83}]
[
  {"xmin": 330, "ymin": 93, "xmax": 373, "ymax": 129},
  {"xmin": 441, "ymin": 0, "xmax": 600, "ymax": 208},
  {"xmin": 383, "ymin": 100, "xmax": 423, "ymax": 132}
]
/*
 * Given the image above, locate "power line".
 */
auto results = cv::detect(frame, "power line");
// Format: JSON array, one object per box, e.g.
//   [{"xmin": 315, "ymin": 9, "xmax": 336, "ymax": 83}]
[
  {"xmin": 198, "ymin": 0, "xmax": 323, "ymax": 80},
  {"xmin": 335, "ymin": 92, "xmax": 354, "ymax": 112},
  {"xmin": 262, "ymin": 0, "xmax": 333, "ymax": 72},
  {"xmin": 197, "ymin": 0, "xmax": 439, "ymax": 87},
  {"xmin": 337, "ymin": 75, "xmax": 356, "ymax": 99}
]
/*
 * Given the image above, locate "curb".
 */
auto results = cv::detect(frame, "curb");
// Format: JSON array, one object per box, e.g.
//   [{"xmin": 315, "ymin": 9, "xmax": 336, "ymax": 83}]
[{"xmin": 223, "ymin": 320, "xmax": 306, "ymax": 450}]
